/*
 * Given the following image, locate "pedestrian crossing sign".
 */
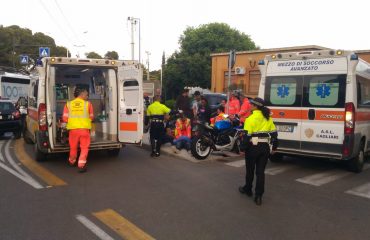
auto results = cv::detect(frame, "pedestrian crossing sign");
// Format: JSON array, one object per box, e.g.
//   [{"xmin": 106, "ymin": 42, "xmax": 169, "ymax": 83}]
[
  {"xmin": 39, "ymin": 47, "xmax": 50, "ymax": 57},
  {"xmin": 19, "ymin": 55, "xmax": 29, "ymax": 65}
]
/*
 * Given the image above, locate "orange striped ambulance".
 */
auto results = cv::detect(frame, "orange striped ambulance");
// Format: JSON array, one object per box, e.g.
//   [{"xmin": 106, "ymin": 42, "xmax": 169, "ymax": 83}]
[
  {"xmin": 258, "ymin": 50, "xmax": 370, "ymax": 172},
  {"xmin": 23, "ymin": 57, "xmax": 143, "ymax": 161}
]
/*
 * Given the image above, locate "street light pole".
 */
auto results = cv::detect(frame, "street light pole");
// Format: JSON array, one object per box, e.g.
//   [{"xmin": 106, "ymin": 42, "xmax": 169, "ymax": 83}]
[
  {"xmin": 145, "ymin": 51, "xmax": 151, "ymax": 81},
  {"xmin": 127, "ymin": 17, "xmax": 141, "ymax": 63}
]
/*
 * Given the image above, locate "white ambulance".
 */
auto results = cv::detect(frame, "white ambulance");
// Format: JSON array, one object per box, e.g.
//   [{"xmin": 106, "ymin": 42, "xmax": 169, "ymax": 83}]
[
  {"xmin": 23, "ymin": 57, "xmax": 143, "ymax": 161},
  {"xmin": 258, "ymin": 50, "xmax": 370, "ymax": 172}
]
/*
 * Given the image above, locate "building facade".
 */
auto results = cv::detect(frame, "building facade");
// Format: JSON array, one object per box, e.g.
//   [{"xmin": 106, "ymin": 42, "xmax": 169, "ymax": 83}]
[{"xmin": 211, "ymin": 45, "xmax": 370, "ymax": 97}]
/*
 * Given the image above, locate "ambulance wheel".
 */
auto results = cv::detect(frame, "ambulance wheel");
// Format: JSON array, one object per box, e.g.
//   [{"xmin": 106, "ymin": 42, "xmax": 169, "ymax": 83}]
[
  {"xmin": 348, "ymin": 142, "xmax": 365, "ymax": 173},
  {"xmin": 35, "ymin": 143, "xmax": 47, "ymax": 162},
  {"xmin": 191, "ymin": 136, "xmax": 211, "ymax": 160},
  {"xmin": 270, "ymin": 153, "xmax": 284, "ymax": 163}
]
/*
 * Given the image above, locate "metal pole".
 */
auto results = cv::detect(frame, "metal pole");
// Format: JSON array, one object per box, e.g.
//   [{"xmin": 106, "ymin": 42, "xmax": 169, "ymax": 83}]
[
  {"xmin": 129, "ymin": 17, "xmax": 135, "ymax": 60},
  {"xmin": 138, "ymin": 19, "xmax": 141, "ymax": 64},
  {"xmin": 227, "ymin": 62, "xmax": 231, "ymax": 115}
]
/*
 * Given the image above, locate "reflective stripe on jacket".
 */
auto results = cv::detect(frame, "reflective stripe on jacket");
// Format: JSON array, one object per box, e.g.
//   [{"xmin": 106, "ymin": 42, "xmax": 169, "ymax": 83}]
[
  {"xmin": 175, "ymin": 118, "xmax": 191, "ymax": 139},
  {"xmin": 64, "ymin": 98, "xmax": 93, "ymax": 130}
]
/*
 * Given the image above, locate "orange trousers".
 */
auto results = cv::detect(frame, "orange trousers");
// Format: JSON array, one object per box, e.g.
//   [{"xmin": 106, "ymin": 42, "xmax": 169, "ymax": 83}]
[{"xmin": 68, "ymin": 129, "xmax": 90, "ymax": 168}]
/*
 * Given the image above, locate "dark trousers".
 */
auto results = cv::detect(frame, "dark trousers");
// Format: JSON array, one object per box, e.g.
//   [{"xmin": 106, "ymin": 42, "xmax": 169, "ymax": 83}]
[
  {"xmin": 150, "ymin": 122, "xmax": 164, "ymax": 154},
  {"xmin": 244, "ymin": 143, "xmax": 270, "ymax": 197}
]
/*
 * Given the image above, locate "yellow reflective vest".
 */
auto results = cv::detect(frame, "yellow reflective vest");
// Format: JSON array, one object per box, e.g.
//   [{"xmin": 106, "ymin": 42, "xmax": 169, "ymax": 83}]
[
  {"xmin": 66, "ymin": 98, "xmax": 92, "ymax": 130},
  {"xmin": 243, "ymin": 110, "xmax": 276, "ymax": 135}
]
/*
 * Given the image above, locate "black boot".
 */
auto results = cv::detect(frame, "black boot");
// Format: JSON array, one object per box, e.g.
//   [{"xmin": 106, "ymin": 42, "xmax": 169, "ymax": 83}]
[
  {"xmin": 254, "ymin": 196, "xmax": 262, "ymax": 206},
  {"xmin": 238, "ymin": 186, "xmax": 253, "ymax": 197}
]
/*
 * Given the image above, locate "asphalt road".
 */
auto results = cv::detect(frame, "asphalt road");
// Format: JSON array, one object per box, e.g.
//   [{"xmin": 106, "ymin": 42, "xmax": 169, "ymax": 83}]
[{"xmin": 1, "ymin": 136, "xmax": 370, "ymax": 240}]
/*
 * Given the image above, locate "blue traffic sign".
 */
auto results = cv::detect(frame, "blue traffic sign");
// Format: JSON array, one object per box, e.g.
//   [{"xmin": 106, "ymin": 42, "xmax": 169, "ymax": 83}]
[
  {"xmin": 19, "ymin": 55, "xmax": 29, "ymax": 65},
  {"xmin": 39, "ymin": 47, "xmax": 50, "ymax": 57}
]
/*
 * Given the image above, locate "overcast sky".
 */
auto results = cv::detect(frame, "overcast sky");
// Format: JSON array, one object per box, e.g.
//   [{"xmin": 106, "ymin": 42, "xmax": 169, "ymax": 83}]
[{"xmin": 1, "ymin": 0, "xmax": 369, "ymax": 70}]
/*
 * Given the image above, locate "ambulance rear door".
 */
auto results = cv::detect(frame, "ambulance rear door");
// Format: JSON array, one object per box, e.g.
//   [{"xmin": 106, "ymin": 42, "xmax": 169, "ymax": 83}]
[
  {"xmin": 264, "ymin": 75, "xmax": 303, "ymax": 151},
  {"xmin": 299, "ymin": 73, "xmax": 347, "ymax": 157},
  {"xmin": 117, "ymin": 63, "xmax": 143, "ymax": 144}
]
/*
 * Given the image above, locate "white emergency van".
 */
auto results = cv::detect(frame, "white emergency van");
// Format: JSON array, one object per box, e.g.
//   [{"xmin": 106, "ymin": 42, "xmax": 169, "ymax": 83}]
[
  {"xmin": 0, "ymin": 70, "xmax": 30, "ymax": 103},
  {"xmin": 258, "ymin": 50, "xmax": 370, "ymax": 172},
  {"xmin": 23, "ymin": 57, "xmax": 143, "ymax": 161}
]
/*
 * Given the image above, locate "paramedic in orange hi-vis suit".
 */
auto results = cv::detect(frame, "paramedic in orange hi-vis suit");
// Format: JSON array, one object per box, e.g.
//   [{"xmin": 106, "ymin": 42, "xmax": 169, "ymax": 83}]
[{"xmin": 62, "ymin": 88, "xmax": 94, "ymax": 173}]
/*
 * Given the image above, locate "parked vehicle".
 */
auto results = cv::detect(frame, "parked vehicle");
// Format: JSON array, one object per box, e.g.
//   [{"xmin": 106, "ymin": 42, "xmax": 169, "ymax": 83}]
[
  {"xmin": 0, "ymin": 69, "xmax": 30, "ymax": 104},
  {"xmin": 191, "ymin": 117, "xmax": 244, "ymax": 160},
  {"xmin": 258, "ymin": 49, "xmax": 370, "ymax": 172},
  {"xmin": 0, "ymin": 99, "xmax": 21, "ymax": 139},
  {"xmin": 202, "ymin": 93, "xmax": 227, "ymax": 113},
  {"xmin": 23, "ymin": 57, "xmax": 143, "ymax": 161}
]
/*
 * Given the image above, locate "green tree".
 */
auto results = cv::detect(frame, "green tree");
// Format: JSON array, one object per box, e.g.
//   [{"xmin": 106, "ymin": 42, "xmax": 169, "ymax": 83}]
[
  {"xmin": 104, "ymin": 51, "xmax": 119, "ymax": 60},
  {"xmin": 163, "ymin": 22, "xmax": 258, "ymax": 99},
  {"xmin": 0, "ymin": 25, "xmax": 70, "ymax": 68},
  {"xmin": 86, "ymin": 51, "xmax": 102, "ymax": 59}
]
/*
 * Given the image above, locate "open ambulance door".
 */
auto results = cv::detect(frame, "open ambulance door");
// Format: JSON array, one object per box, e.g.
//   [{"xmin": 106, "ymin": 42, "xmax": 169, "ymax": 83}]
[{"xmin": 117, "ymin": 64, "xmax": 143, "ymax": 144}]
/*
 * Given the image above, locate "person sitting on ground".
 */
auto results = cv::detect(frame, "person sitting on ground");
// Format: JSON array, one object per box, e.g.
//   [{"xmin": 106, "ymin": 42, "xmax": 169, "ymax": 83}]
[
  {"xmin": 210, "ymin": 105, "xmax": 227, "ymax": 127},
  {"xmin": 172, "ymin": 111, "xmax": 191, "ymax": 153}
]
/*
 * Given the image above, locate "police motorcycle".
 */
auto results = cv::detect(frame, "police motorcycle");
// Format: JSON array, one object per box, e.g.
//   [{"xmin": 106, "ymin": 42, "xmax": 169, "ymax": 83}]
[{"xmin": 191, "ymin": 115, "xmax": 244, "ymax": 160}]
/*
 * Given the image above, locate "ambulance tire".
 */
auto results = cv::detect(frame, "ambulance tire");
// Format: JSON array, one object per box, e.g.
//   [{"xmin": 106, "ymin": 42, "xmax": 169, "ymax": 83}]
[
  {"xmin": 269, "ymin": 153, "xmax": 284, "ymax": 163},
  {"xmin": 23, "ymin": 126, "xmax": 34, "ymax": 144},
  {"xmin": 34, "ymin": 142, "xmax": 47, "ymax": 162},
  {"xmin": 348, "ymin": 142, "xmax": 365, "ymax": 173}
]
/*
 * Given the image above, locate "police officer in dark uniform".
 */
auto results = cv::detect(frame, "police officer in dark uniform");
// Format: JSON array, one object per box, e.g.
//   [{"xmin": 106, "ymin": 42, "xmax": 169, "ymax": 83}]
[
  {"xmin": 146, "ymin": 95, "xmax": 171, "ymax": 157},
  {"xmin": 239, "ymin": 97, "xmax": 278, "ymax": 205}
]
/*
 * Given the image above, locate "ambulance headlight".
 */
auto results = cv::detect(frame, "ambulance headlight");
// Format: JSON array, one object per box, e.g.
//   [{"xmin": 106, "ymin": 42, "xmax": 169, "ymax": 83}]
[
  {"xmin": 111, "ymin": 61, "xmax": 116, "ymax": 65},
  {"xmin": 336, "ymin": 50, "xmax": 343, "ymax": 55},
  {"xmin": 271, "ymin": 55, "xmax": 276, "ymax": 59}
]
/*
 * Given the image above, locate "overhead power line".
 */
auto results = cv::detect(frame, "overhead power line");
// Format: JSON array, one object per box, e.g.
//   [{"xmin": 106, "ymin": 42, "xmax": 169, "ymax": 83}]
[
  {"xmin": 53, "ymin": 0, "xmax": 80, "ymax": 42},
  {"xmin": 39, "ymin": 0, "xmax": 74, "ymax": 45}
]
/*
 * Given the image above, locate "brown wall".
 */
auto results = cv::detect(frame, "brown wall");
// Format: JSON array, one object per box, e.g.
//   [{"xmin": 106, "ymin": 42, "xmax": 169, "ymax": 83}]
[{"xmin": 211, "ymin": 48, "xmax": 370, "ymax": 98}]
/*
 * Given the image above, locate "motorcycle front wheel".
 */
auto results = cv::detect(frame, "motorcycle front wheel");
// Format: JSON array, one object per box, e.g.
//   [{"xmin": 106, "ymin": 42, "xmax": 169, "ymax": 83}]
[{"xmin": 191, "ymin": 136, "xmax": 212, "ymax": 160}]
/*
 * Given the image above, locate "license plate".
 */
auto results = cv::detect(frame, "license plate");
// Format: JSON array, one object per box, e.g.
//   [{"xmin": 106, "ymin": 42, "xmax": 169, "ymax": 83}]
[{"xmin": 276, "ymin": 125, "xmax": 294, "ymax": 132}]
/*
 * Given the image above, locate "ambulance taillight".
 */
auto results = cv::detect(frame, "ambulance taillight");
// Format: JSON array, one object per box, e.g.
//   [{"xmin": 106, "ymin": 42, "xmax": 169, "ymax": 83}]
[
  {"xmin": 344, "ymin": 102, "xmax": 355, "ymax": 134},
  {"xmin": 38, "ymin": 103, "xmax": 47, "ymax": 131}
]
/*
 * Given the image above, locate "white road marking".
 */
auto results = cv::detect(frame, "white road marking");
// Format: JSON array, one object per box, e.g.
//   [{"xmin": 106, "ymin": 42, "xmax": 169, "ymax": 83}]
[
  {"xmin": 265, "ymin": 165, "xmax": 297, "ymax": 175},
  {"xmin": 0, "ymin": 140, "xmax": 43, "ymax": 189},
  {"xmin": 76, "ymin": 215, "xmax": 115, "ymax": 240},
  {"xmin": 225, "ymin": 160, "xmax": 245, "ymax": 168},
  {"xmin": 345, "ymin": 183, "xmax": 370, "ymax": 200},
  {"xmin": 296, "ymin": 169, "xmax": 352, "ymax": 186}
]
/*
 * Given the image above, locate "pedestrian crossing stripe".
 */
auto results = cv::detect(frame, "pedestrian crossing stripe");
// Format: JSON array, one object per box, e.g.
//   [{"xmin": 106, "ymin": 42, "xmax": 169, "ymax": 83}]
[
  {"xmin": 296, "ymin": 169, "xmax": 352, "ymax": 186},
  {"xmin": 346, "ymin": 183, "xmax": 370, "ymax": 200}
]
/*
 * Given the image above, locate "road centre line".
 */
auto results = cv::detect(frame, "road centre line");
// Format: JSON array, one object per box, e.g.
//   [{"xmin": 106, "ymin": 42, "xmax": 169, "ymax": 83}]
[
  {"xmin": 345, "ymin": 183, "xmax": 370, "ymax": 200},
  {"xmin": 14, "ymin": 139, "xmax": 67, "ymax": 187},
  {"xmin": 93, "ymin": 209, "xmax": 155, "ymax": 240},
  {"xmin": 0, "ymin": 140, "xmax": 43, "ymax": 189},
  {"xmin": 76, "ymin": 215, "xmax": 115, "ymax": 240},
  {"xmin": 296, "ymin": 169, "xmax": 352, "ymax": 186}
]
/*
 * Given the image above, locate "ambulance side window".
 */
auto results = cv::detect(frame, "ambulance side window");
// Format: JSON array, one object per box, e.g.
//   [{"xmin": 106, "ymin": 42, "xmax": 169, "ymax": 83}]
[
  {"xmin": 304, "ymin": 74, "xmax": 346, "ymax": 108},
  {"xmin": 357, "ymin": 75, "xmax": 370, "ymax": 108},
  {"xmin": 28, "ymin": 80, "xmax": 38, "ymax": 108},
  {"xmin": 265, "ymin": 76, "xmax": 301, "ymax": 107},
  {"xmin": 123, "ymin": 79, "xmax": 139, "ymax": 106}
]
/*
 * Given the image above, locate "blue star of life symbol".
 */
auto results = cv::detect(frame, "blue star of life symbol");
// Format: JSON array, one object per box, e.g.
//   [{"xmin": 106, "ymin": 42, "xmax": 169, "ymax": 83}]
[
  {"xmin": 277, "ymin": 85, "xmax": 289, "ymax": 98},
  {"xmin": 316, "ymin": 84, "xmax": 331, "ymax": 98}
]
